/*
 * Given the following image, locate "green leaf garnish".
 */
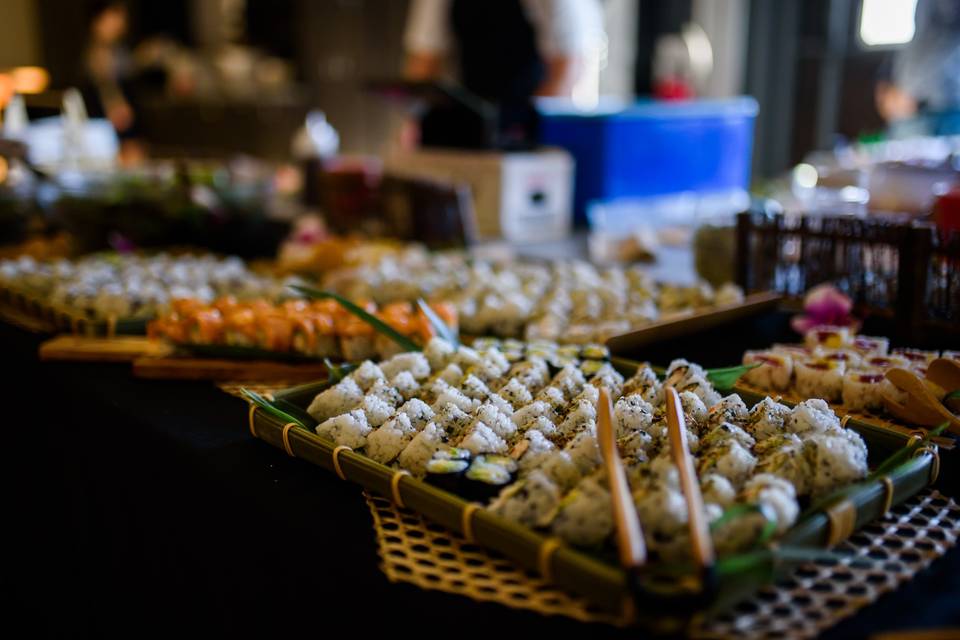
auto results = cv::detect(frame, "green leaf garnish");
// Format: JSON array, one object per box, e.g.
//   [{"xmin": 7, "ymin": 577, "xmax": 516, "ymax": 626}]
[
  {"xmin": 943, "ymin": 389, "xmax": 960, "ymax": 403},
  {"xmin": 710, "ymin": 503, "xmax": 778, "ymax": 547},
  {"xmin": 706, "ymin": 363, "xmax": 759, "ymax": 390},
  {"xmin": 416, "ymin": 298, "xmax": 459, "ymax": 348},
  {"xmin": 323, "ymin": 358, "xmax": 357, "ymax": 383},
  {"xmin": 241, "ymin": 388, "xmax": 307, "ymax": 429},
  {"xmin": 290, "ymin": 285, "xmax": 421, "ymax": 354}
]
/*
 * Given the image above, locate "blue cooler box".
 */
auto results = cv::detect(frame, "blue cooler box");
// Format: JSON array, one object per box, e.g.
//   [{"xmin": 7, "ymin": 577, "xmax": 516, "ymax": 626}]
[{"xmin": 539, "ymin": 97, "xmax": 758, "ymax": 224}]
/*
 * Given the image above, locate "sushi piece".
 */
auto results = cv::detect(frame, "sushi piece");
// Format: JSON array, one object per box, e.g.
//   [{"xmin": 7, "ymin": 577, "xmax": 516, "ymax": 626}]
[
  {"xmin": 539, "ymin": 450, "xmax": 583, "ymax": 491},
  {"xmin": 511, "ymin": 401, "xmax": 558, "ymax": 430},
  {"xmin": 367, "ymin": 378, "xmax": 403, "ymax": 408},
  {"xmin": 744, "ymin": 397, "xmax": 791, "ymax": 440},
  {"xmin": 794, "ymin": 359, "xmax": 845, "ymax": 402},
  {"xmin": 557, "ymin": 399, "xmax": 597, "ymax": 438},
  {"xmin": 365, "ymin": 413, "xmax": 417, "ymax": 464},
  {"xmin": 516, "ymin": 429, "xmax": 557, "ymax": 473},
  {"xmin": 360, "ymin": 394, "xmax": 394, "ymax": 427},
  {"xmin": 677, "ymin": 374, "xmax": 722, "ymax": 408},
  {"xmin": 563, "ymin": 428, "xmax": 602, "ymax": 474},
  {"xmin": 307, "ymin": 378, "xmax": 364, "ymax": 422},
  {"xmin": 473, "ymin": 403, "xmax": 517, "ymax": 442},
  {"xmin": 891, "ymin": 348, "xmax": 939, "ymax": 369},
  {"xmin": 754, "ymin": 433, "xmax": 812, "ymax": 496},
  {"xmin": 535, "ymin": 385, "xmax": 567, "ymax": 411},
  {"xmin": 350, "ymin": 360, "xmax": 386, "ymax": 392},
  {"xmin": 742, "ymin": 350, "xmax": 793, "ymax": 390},
  {"xmin": 678, "ymin": 391, "xmax": 708, "ymax": 428},
  {"xmin": 397, "ymin": 398, "xmax": 435, "ymax": 429},
  {"xmin": 851, "ymin": 335, "xmax": 889, "ymax": 357},
  {"xmin": 424, "ymin": 458, "xmax": 469, "ymax": 493},
  {"xmin": 498, "ymin": 378, "xmax": 534, "ymax": 410},
  {"xmin": 423, "ymin": 337, "xmax": 456, "ymax": 371},
  {"xmin": 389, "ymin": 371, "xmax": 421, "ymax": 401},
  {"xmin": 460, "ymin": 374, "xmax": 492, "ymax": 401},
  {"xmin": 463, "ymin": 455, "xmax": 516, "ymax": 502},
  {"xmin": 489, "ymin": 470, "xmax": 561, "ymax": 528},
  {"xmin": 614, "ymin": 394, "xmax": 655, "ymax": 435},
  {"xmin": 700, "ymin": 473, "xmax": 736, "ymax": 507},
  {"xmin": 821, "ymin": 349, "xmax": 863, "ymax": 369},
  {"xmin": 432, "ymin": 387, "xmax": 479, "ymax": 414},
  {"xmin": 434, "ymin": 402, "xmax": 474, "ymax": 440},
  {"xmin": 785, "ymin": 399, "xmax": 842, "ymax": 437},
  {"xmin": 634, "ymin": 485, "xmax": 688, "ymax": 541},
  {"xmin": 705, "ymin": 394, "xmax": 750, "ymax": 430},
  {"xmin": 551, "ymin": 365, "xmax": 587, "ymax": 400},
  {"xmin": 458, "ymin": 422, "xmax": 509, "ymax": 456},
  {"xmin": 338, "ymin": 316, "xmax": 377, "ymax": 361},
  {"xmin": 315, "ymin": 409, "xmax": 371, "ymax": 449},
  {"xmin": 621, "ymin": 365, "xmax": 661, "ymax": 404},
  {"xmin": 380, "ymin": 352, "xmax": 431, "ymax": 381},
  {"xmin": 435, "ymin": 363, "xmax": 464, "ymax": 386},
  {"xmin": 696, "ymin": 440, "xmax": 756, "ymax": 489},
  {"xmin": 804, "ymin": 325, "xmax": 852, "ymax": 350},
  {"xmin": 618, "ymin": 430, "xmax": 653, "ymax": 465},
  {"xmin": 700, "ymin": 422, "xmax": 756, "ymax": 451},
  {"xmin": 804, "ymin": 432, "xmax": 868, "ymax": 498},
  {"xmin": 863, "ymin": 354, "xmax": 910, "ymax": 371},
  {"xmin": 665, "ymin": 359, "xmax": 708, "ymax": 388},
  {"xmin": 551, "ymin": 477, "xmax": 613, "ymax": 546},
  {"xmin": 397, "ymin": 422, "xmax": 446, "ymax": 477},
  {"xmin": 740, "ymin": 473, "xmax": 800, "ymax": 534},
  {"xmin": 841, "ymin": 370, "xmax": 893, "ymax": 412}
]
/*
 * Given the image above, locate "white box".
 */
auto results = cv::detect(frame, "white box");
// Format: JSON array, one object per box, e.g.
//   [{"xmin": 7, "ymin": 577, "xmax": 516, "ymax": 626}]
[{"xmin": 385, "ymin": 147, "xmax": 574, "ymax": 243}]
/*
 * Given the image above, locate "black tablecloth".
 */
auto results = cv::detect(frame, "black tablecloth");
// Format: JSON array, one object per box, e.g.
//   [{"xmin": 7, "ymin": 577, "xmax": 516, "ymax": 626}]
[{"xmin": 4, "ymin": 319, "xmax": 960, "ymax": 639}]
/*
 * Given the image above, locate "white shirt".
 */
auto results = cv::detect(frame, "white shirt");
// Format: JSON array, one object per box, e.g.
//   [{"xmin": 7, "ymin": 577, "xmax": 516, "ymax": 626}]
[{"xmin": 404, "ymin": 0, "xmax": 603, "ymax": 59}]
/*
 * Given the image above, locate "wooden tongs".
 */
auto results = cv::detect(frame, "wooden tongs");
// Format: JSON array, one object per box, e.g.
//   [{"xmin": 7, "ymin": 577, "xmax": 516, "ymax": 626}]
[
  {"xmin": 597, "ymin": 386, "xmax": 717, "ymax": 612},
  {"xmin": 883, "ymin": 358, "xmax": 960, "ymax": 433}
]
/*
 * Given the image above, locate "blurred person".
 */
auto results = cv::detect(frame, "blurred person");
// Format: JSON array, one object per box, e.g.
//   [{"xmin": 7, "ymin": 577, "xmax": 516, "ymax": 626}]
[
  {"xmin": 402, "ymin": 0, "xmax": 603, "ymax": 149},
  {"xmin": 876, "ymin": 0, "xmax": 960, "ymax": 136},
  {"xmin": 81, "ymin": 0, "xmax": 145, "ymax": 164}
]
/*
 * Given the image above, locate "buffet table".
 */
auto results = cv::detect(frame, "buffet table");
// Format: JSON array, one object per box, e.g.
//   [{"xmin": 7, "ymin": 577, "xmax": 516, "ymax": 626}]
[{"xmin": 4, "ymin": 317, "xmax": 960, "ymax": 638}]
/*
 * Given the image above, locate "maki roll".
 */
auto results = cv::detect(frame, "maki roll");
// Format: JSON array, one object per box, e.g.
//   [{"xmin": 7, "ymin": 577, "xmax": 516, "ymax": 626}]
[
  {"xmin": 804, "ymin": 325, "xmax": 851, "ymax": 350},
  {"xmin": 338, "ymin": 315, "xmax": 377, "ymax": 361},
  {"xmin": 551, "ymin": 477, "xmax": 614, "ymax": 547},
  {"xmin": 463, "ymin": 455, "xmax": 517, "ymax": 502},
  {"xmin": 863, "ymin": 354, "xmax": 910, "ymax": 371},
  {"xmin": 841, "ymin": 370, "xmax": 891, "ymax": 412},
  {"xmin": 891, "ymin": 348, "xmax": 939, "ymax": 369},
  {"xmin": 581, "ymin": 343, "xmax": 610, "ymax": 360},
  {"xmin": 579, "ymin": 359, "xmax": 606, "ymax": 378},
  {"xmin": 821, "ymin": 348, "xmax": 863, "ymax": 369},
  {"xmin": 851, "ymin": 335, "xmax": 889, "ymax": 357},
  {"xmin": 424, "ymin": 458, "xmax": 470, "ymax": 493},
  {"xmin": 488, "ymin": 470, "xmax": 561, "ymax": 528},
  {"xmin": 742, "ymin": 350, "xmax": 793, "ymax": 390},
  {"xmin": 794, "ymin": 359, "xmax": 845, "ymax": 402}
]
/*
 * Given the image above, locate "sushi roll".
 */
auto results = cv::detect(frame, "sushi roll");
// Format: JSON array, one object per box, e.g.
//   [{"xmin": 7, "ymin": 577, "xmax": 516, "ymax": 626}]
[
  {"xmin": 459, "ymin": 374, "xmax": 492, "ymax": 401},
  {"xmin": 350, "ymin": 360, "xmax": 386, "ymax": 392},
  {"xmin": 551, "ymin": 477, "xmax": 613, "ymax": 546},
  {"xmin": 892, "ymin": 348, "xmax": 939, "ymax": 369},
  {"xmin": 771, "ymin": 343, "xmax": 817, "ymax": 360},
  {"xmin": 804, "ymin": 432, "xmax": 868, "ymax": 497},
  {"xmin": 705, "ymin": 395, "xmax": 750, "ymax": 430},
  {"xmin": 432, "ymin": 387, "xmax": 479, "ymax": 414},
  {"xmin": 434, "ymin": 402, "xmax": 474, "ymax": 440},
  {"xmin": 622, "ymin": 365, "xmax": 661, "ymax": 404},
  {"xmin": 516, "ymin": 429, "xmax": 557, "ymax": 472},
  {"xmin": 424, "ymin": 458, "xmax": 470, "ymax": 493},
  {"xmin": 614, "ymin": 394, "xmax": 656, "ymax": 435},
  {"xmin": 368, "ymin": 378, "xmax": 403, "ymax": 408},
  {"xmin": 473, "ymin": 403, "xmax": 518, "ymax": 442},
  {"xmin": 381, "ymin": 352, "xmax": 431, "ymax": 381},
  {"xmin": 498, "ymin": 378, "xmax": 534, "ymax": 410},
  {"xmin": 700, "ymin": 422, "xmax": 756, "ymax": 451},
  {"xmin": 581, "ymin": 343, "xmax": 610, "ymax": 360},
  {"xmin": 665, "ymin": 359, "xmax": 708, "ymax": 388},
  {"xmin": 423, "ymin": 337, "xmax": 456, "ymax": 371},
  {"xmin": 511, "ymin": 400, "xmax": 558, "ymax": 430},
  {"xmin": 700, "ymin": 473, "xmax": 736, "ymax": 507},
  {"xmin": 677, "ymin": 375, "xmax": 722, "ymax": 408},
  {"xmin": 794, "ymin": 359, "xmax": 845, "ymax": 402},
  {"xmin": 463, "ymin": 455, "xmax": 517, "ymax": 502},
  {"xmin": 696, "ymin": 439, "xmax": 756, "ymax": 489},
  {"xmin": 397, "ymin": 398, "xmax": 435, "ymax": 429},
  {"xmin": 563, "ymin": 428, "xmax": 602, "ymax": 474},
  {"xmin": 184, "ymin": 308, "xmax": 225, "ymax": 344},
  {"xmin": 338, "ymin": 316, "xmax": 378, "ymax": 362},
  {"xmin": 458, "ymin": 422, "xmax": 509, "ymax": 456},
  {"xmin": 863, "ymin": 354, "xmax": 910, "ymax": 371},
  {"xmin": 754, "ymin": 432, "xmax": 811, "ymax": 495},
  {"xmin": 435, "ymin": 362, "xmax": 464, "ymax": 385},
  {"xmin": 804, "ymin": 325, "xmax": 852, "ymax": 350},
  {"xmin": 307, "ymin": 378, "xmax": 364, "ymax": 422},
  {"xmin": 785, "ymin": 399, "xmax": 842, "ymax": 436},
  {"xmin": 539, "ymin": 450, "xmax": 583, "ymax": 490},
  {"xmin": 557, "ymin": 399, "xmax": 597, "ymax": 438},
  {"xmin": 315, "ymin": 409, "xmax": 371, "ymax": 449},
  {"xmin": 535, "ymin": 386, "xmax": 567, "ymax": 412},
  {"xmin": 551, "ymin": 364, "xmax": 587, "ymax": 400},
  {"xmin": 678, "ymin": 391, "xmax": 708, "ymax": 428},
  {"xmin": 360, "ymin": 394, "xmax": 395, "ymax": 427},
  {"xmin": 376, "ymin": 302, "xmax": 416, "ymax": 360},
  {"xmin": 821, "ymin": 348, "xmax": 863, "ymax": 369},
  {"xmin": 397, "ymin": 422, "xmax": 446, "ymax": 477},
  {"xmin": 740, "ymin": 474, "xmax": 800, "ymax": 534},
  {"xmin": 943, "ymin": 350, "xmax": 960, "ymax": 363},
  {"xmin": 851, "ymin": 335, "xmax": 889, "ymax": 357},
  {"xmin": 744, "ymin": 397, "xmax": 791, "ymax": 441},
  {"xmin": 841, "ymin": 370, "xmax": 892, "ymax": 412},
  {"xmin": 489, "ymin": 470, "xmax": 561, "ymax": 528},
  {"xmin": 365, "ymin": 413, "xmax": 417, "ymax": 464},
  {"xmin": 634, "ymin": 485, "xmax": 688, "ymax": 542},
  {"xmin": 742, "ymin": 350, "xmax": 793, "ymax": 390}
]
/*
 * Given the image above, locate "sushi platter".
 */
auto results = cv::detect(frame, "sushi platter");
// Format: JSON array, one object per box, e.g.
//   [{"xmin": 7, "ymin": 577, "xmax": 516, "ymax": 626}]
[
  {"xmin": 322, "ymin": 250, "xmax": 754, "ymax": 344},
  {"xmin": 247, "ymin": 337, "xmax": 941, "ymax": 618},
  {"xmin": 736, "ymin": 325, "xmax": 960, "ymax": 444},
  {"xmin": 0, "ymin": 254, "xmax": 298, "ymax": 337}
]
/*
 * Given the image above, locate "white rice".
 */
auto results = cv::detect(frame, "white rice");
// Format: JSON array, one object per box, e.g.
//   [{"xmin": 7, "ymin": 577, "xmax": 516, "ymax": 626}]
[
  {"xmin": 365, "ymin": 413, "xmax": 417, "ymax": 464},
  {"xmin": 307, "ymin": 378, "xmax": 364, "ymax": 422},
  {"xmin": 398, "ymin": 422, "xmax": 446, "ymax": 476},
  {"xmin": 315, "ymin": 409, "xmax": 371, "ymax": 449}
]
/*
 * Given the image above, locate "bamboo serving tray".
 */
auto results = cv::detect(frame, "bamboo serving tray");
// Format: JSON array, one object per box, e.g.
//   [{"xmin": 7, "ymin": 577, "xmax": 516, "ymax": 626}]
[
  {"xmin": 39, "ymin": 335, "xmax": 172, "ymax": 363},
  {"xmin": 605, "ymin": 292, "xmax": 783, "ymax": 352},
  {"xmin": 0, "ymin": 284, "xmax": 147, "ymax": 337},
  {"xmin": 247, "ymin": 362, "xmax": 939, "ymax": 619}
]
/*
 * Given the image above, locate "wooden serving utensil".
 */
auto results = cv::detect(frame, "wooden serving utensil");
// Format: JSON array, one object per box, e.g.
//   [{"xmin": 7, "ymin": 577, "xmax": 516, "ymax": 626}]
[
  {"xmin": 927, "ymin": 358, "xmax": 960, "ymax": 414},
  {"xmin": 884, "ymin": 367, "xmax": 960, "ymax": 432},
  {"xmin": 663, "ymin": 385, "xmax": 716, "ymax": 574},
  {"xmin": 597, "ymin": 387, "xmax": 647, "ymax": 572}
]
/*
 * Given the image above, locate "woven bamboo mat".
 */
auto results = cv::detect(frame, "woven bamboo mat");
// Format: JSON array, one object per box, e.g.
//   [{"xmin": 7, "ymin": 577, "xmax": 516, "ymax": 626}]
[{"xmin": 366, "ymin": 490, "xmax": 960, "ymax": 638}]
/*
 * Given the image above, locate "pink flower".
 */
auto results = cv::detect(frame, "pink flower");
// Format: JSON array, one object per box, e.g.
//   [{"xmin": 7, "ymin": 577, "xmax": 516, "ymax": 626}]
[{"xmin": 791, "ymin": 284, "xmax": 860, "ymax": 334}]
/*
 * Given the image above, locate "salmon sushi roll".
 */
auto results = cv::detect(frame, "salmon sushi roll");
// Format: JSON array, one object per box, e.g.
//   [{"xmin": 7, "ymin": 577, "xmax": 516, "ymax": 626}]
[
  {"xmin": 339, "ymin": 316, "xmax": 377, "ymax": 361},
  {"xmin": 257, "ymin": 313, "xmax": 294, "ymax": 352},
  {"xmin": 224, "ymin": 308, "xmax": 259, "ymax": 347},
  {"xmin": 185, "ymin": 308, "xmax": 225, "ymax": 344}
]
